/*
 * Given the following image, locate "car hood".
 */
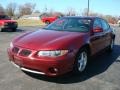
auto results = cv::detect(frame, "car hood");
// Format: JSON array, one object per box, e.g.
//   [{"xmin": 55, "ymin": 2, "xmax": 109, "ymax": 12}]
[
  {"xmin": 0, "ymin": 20, "xmax": 16, "ymax": 23},
  {"xmin": 14, "ymin": 29, "xmax": 87, "ymax": 50}
]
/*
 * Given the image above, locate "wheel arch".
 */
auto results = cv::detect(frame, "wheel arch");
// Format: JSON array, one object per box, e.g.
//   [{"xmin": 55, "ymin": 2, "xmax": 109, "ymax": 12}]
[
  {"xmin": 77, "ymin": 43, "xmax": 91, "ymax": 57},
  {"xmin": 45, "ymin": 20, "xmax": 50, "ymax": 24},
  {"xmin": 73, "ymin": 43, "xmax": 91, "ymax": 73}
]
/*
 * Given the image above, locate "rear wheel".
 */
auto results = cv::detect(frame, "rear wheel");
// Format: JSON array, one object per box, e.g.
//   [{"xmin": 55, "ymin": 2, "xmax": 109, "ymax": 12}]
[
  {"xmin": 45, "ymin": 21, "xmax": 50, "ymax": 24},
  {"xmin": 108, "ymin": 39, "xmax": 114, "ymax": 52},
  {"xmin": 0, "ymin": 28, "xmax": 3, "ymax": 32},
  {"xmin": 73, "ymin": 49, "xmax": 88, "ymax": 74},
  {"xmin": 12, "ymin": 28, "xmax": 17, "ymax": 32}
]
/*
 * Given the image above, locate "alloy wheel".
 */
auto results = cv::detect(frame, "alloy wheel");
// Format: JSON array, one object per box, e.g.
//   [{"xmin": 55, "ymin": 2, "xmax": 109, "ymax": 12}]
[
  {"xmin": 77, "ymin": 51, "xmax": 87, "ymax": 72},
  {"xmin": 110, "ymin": 39, "xmax": 114, "ymax": 50}
]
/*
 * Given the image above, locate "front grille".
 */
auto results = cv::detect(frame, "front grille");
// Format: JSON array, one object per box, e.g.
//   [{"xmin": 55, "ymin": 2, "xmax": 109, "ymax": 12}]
[
  {"xmin": 12, "ymin": 47, "xmax": 32, "ymax": 57},
  {"xmin": 19, "ymin": 49, "xmax": 31, "ymax": 56},
  {"xmin": 7, "ymin": 22, "xmax": 15, "ymax": 26},
  {"xmin": 4, "ymin": 22, "xmax": 17, "ymax": 28},
  {"xmin": 12, "ymin": 47, "xmax": 19, "ymax": 54}
]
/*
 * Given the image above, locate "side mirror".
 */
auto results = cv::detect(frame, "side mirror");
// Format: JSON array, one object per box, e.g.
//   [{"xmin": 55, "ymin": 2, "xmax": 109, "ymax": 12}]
[{"xmin": 93, "ymin": 27, "xmax": 103, "ymax": 33}]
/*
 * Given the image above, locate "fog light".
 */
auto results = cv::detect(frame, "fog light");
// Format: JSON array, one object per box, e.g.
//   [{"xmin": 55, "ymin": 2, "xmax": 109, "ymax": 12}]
[{"xmin": 49, "ymin": 67, "xmax": 58, "ymax": 74}]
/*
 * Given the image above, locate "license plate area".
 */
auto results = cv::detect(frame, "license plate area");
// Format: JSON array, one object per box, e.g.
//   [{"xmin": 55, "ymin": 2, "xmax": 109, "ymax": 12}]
[{"xmin": 13, "ymin": 56, "xmax": 23, "ymax": 66}]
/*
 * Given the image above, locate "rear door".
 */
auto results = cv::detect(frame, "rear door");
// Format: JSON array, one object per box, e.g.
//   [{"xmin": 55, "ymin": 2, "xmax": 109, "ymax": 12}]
[
  {"xmin": 90, "ymin": 18, "xmax": 106, "ymax": 55},
  {"xmin": 100, "ymin": 19, "xmax": 111, "ymax": 47}
]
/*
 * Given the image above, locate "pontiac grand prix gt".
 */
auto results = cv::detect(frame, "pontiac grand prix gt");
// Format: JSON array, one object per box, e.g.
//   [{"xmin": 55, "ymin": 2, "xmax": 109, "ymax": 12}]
[{"xmin": 7, "ymin": 16, "xmax": 115, "ymax": 77}]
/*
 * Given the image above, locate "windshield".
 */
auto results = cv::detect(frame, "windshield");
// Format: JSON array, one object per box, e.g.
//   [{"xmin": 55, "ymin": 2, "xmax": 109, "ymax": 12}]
[
  {"xmin": 0, "ymin": 15, "xmax": 10, "ymax": 20},
  {"xmin": 44, "ymin": 18, "xmax": 92, "ymax": 32}
]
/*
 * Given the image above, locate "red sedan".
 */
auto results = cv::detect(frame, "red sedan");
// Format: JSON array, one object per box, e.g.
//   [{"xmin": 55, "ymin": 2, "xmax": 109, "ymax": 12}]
[
  {"xmin": 8, "ymin": 17, "xmax": 115, "ymax": 77},
  {"xmin": 41, "ymin": 16, "xmax": 58, "ymax": 24},
  {"xmin": 0, "ymin": 15, "xmax": 18, "ymax": 32}
]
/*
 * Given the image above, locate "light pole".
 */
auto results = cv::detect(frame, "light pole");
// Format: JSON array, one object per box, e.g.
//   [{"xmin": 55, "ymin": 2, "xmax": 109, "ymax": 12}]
[{"xmin": 87, "ymin": 0, "xmax": 90, "ymax": 16}]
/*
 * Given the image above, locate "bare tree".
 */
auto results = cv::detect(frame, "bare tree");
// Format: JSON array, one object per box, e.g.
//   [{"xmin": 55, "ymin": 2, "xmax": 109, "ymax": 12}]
[
  {"xmin": 103, "ymin": 15, "xmax": 117, "ymax": 24},
  {"xmin": 6, "ymin": 3, "xmax": 17, "ymax": 17},
  {"xmin": 82, "ymin": 8, "xmax": 117, "ymax": 24},
  {"xmin": 49, "ymin": 9, "xmax": 54, "ymax": 16},
  {"xmin": 66, "ymin": 8, "xmax": 76, "ymax": 16},
  {"xmin": 19, "ymin": 3, "xmax": 36, "ymax": 16},
  {"xmin": 0, "ymin": 4, "xmax": 5, "ymax": 14},
  {"xmin": 82, "ymin": 8, "xmax": 88, "ymax": 16},
  {"xmin": 34, "ymin": 10, "xmax": 41, "ymax": 13},
  {"xmin": 52, "ymin": 12, "xmax": 64, "ymax": 17},
  {"xmin": 82, "ymin": 8, "xmax": 102, "ymax": 17}
]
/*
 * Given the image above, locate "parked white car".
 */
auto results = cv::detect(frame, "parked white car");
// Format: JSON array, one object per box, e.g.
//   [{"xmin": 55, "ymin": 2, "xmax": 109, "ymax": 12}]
[{"xmin": 117, "ymin": 20, "xmax": 120, "ymax": 27}]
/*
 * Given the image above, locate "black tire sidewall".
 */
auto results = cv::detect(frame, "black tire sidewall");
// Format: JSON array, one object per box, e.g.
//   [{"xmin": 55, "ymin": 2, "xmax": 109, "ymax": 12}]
[
  {"xmin": 108, "ymin": 39, "xmax": 114, "ymax": 52},
  {"xmin": 12, "ymin": 28, "xmax": 17, "ymax": 32},
  {"xmin": 73, "ymin": 48, "xmax": 88, "ymax": 74},
  {"xmin": 45, "ymin": 21, "xmax": 50, "ymax": 24},
  {"xmin": 0, "ymin": 28, "xmax": 3, "ymax": 32}
]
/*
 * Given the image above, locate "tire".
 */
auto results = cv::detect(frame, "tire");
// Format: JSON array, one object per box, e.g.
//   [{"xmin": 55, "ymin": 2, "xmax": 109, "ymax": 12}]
[
  {"xmin": 107, "ymin": 39, "xmax": 114, "ymax": 52},
  {"xmin": 73, "ymin": 48, "xmax": 88, "ymax": 74},
  {"xmin": 0, "ymin": 28, "xmax": 3, "ymax": 32},
  {"xmin": 45, "ymin": 21, "xmax": 50, "ymax": 24},
  {"xmin": 12, "ymin": 28, "xmax": 17, "ymax": 32}
]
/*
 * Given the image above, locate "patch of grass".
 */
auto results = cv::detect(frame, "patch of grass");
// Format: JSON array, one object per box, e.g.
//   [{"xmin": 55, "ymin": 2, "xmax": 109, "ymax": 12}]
[{"xmin": 17, "ymin": 19, "xmax": 45, "ymax": 26}]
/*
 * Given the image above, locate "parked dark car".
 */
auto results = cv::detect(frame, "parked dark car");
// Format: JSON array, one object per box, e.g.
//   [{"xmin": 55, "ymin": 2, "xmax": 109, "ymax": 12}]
[{"xmin": 8, "ymin": 16, "xmax": 115, "ymax": 77}]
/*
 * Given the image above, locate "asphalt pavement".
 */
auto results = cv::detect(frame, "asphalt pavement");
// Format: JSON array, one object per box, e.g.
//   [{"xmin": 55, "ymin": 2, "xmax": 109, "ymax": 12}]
[{"xmin": 0, "ymin": 26, "xmax": 120, "ymax": 90}]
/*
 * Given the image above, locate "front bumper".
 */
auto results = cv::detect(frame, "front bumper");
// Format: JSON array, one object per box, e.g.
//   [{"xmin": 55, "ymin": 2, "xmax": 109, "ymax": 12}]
[
  {"xmin": 4, "ymin": 24, "xmax": 17, "ymax": 29},
  {"xmin": 10, "ymin": 61, "xmax": 45, "ymax": 75},
  {"xmin": 7, "ymin": 48, "xmax": 75, "ymax": 77},
  {"xmin": 1, "ymin": 23, "xmax": 18, "ymax": 30}
]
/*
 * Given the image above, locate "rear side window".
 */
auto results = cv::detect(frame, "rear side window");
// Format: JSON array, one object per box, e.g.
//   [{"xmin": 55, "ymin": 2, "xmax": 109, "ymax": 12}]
[
  {"xmin": 93, "ymin": 19, "xmax": 102, "ymax": 29},
  {"xmin": 101, "ymin": 19, "xmax": 110, "ymax": 31}
]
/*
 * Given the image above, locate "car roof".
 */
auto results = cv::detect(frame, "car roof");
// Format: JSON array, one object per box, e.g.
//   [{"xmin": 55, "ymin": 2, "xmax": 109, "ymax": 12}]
[{"xmin": 62, "ymin": 16, "xmax": 100, "ymax": 20}]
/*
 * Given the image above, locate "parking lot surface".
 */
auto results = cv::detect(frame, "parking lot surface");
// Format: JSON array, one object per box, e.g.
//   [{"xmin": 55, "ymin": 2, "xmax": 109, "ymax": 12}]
[{"xmin": 0, "ymin": 26, "xmax": 120, "ymax": 90}]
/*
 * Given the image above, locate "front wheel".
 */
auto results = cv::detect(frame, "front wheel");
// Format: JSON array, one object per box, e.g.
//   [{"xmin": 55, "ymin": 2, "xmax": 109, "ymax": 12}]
[{"xmin": 73, "ymin": 49, "xmax": 88, "ymax": 74}]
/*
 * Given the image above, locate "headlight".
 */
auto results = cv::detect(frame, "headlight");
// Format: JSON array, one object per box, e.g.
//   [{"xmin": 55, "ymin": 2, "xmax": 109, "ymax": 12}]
[
  {"xmin": 10, "ymin": 42, "xmax": 13, "ymax": 48},
  {"xmin": 38, "ymin": 50, "xmax": 69, "ymax": 57}
]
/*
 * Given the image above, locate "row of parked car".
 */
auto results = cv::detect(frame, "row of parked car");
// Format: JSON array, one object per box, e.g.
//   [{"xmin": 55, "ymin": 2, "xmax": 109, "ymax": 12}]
[
  {"xmin": 6, "ymin": 16, "xmax": 115, "ymax": 77},
  {"xmin": 0, "ymin": 14, "xmax": 60, "ymax": 32}
]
